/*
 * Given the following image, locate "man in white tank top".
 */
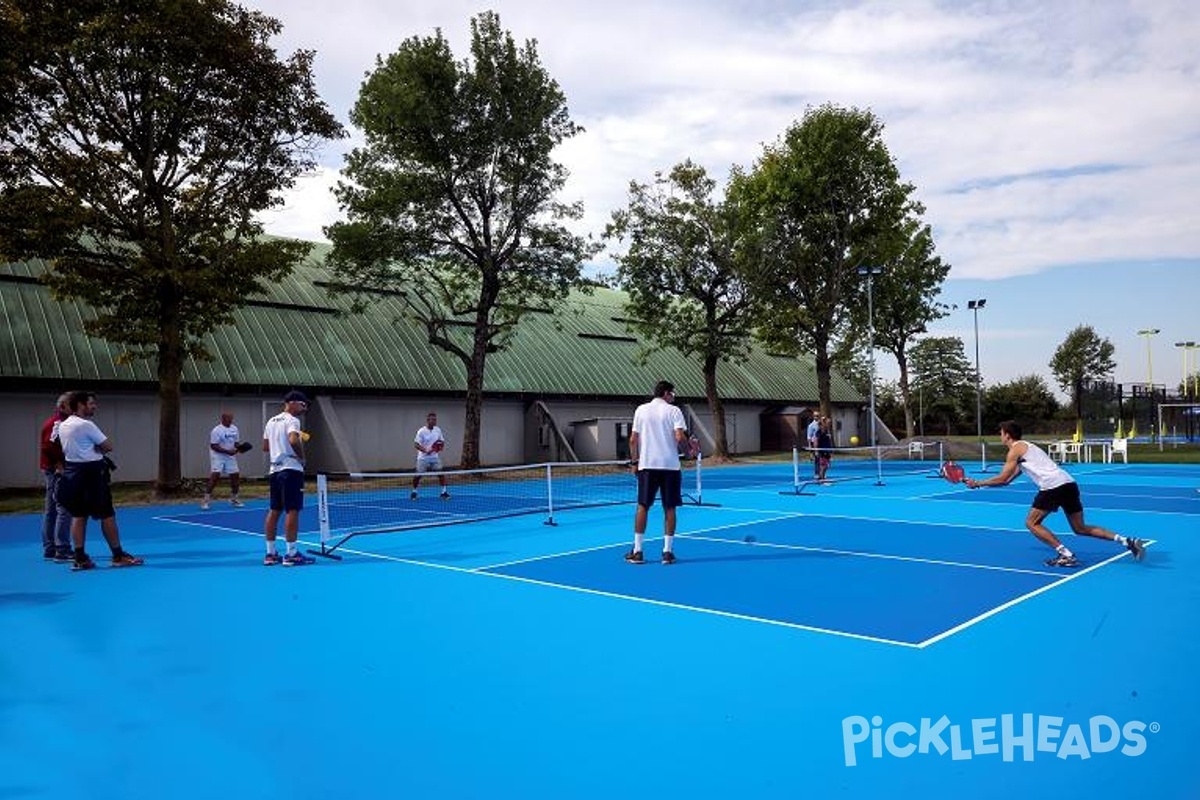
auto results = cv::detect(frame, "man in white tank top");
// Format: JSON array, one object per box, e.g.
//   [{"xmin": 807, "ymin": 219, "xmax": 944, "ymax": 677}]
[{"xmin": 965, "ymin": 420, "xmax": 1146, "ymax": 567}]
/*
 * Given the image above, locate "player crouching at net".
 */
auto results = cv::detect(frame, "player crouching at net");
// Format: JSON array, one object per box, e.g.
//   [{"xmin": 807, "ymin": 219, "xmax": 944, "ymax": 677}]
[
  {"xmin": 412, "ymin": 411, "xmax": 450, "ymax": 500},
  {"xmin": 965, "ymin": 420, "xmax": 1146, "ymax": 568},
  {"xmin": 625, "ymin": 380, "xmax": 698, "ymax": 565}
]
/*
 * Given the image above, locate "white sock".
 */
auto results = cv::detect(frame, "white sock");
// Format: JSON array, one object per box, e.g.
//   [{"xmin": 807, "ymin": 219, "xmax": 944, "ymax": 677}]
[
  {"xmin": 286, "ymin": 541, "xmax": 298, "ymax": 556},
  {"xmin": 1114, "ymin": 535, "xmax": 1127, "ymax": 546},
  {"xmin": 266, "ymin": 540, "xmax": 277, "ymax": 555},
  {"xmin": 662, "ymin": 536, "xmax": 673, "ymax": 553},
  {"xmin": 634, "ymin": 533, "xmax": 644, "ymax": 552},
  {"xmin": 1056, "ymin": 544, "xmax": 1074, "ymax": 557}
]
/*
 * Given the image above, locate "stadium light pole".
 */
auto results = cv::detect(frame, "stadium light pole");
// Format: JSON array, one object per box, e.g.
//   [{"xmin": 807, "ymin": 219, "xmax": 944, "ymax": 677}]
[
  {"xmin": 1177, "ymin": 341, "xmax": 1198, "ymax": 400},
  {"xmin": 967, "ymin": 299, "xmax": 986, "ymax": 447},
  {"xmin": 1138, "ymin": 328, "xmax": 1160, "ymax": 393},
  {"xmin": 858, "ymin": 265, "xmax": 884, "ymax": 486}
]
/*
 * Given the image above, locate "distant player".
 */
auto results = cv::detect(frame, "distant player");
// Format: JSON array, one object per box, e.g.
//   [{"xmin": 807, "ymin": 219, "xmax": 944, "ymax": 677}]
[
  {"xmin": 412, "ymin": 412, "xmax": 449, "ymax": 500},
  {"xmin": 202, "ymin": 411, "xmax": 244, "ymax": 510},
  {"xmin": 965, "ymin": 420, "xmax": 1146, "ymax": 567}
]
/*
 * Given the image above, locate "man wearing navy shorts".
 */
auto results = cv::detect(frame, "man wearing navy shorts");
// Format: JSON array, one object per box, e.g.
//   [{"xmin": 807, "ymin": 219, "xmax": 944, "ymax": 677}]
[
  {"xmin": 261, "ymin": 390, "xmax": 314, "ymax": 566},
  {"xmin": 965, "ymin": 420, "xmax": 1146, "ymax": 567},
  {"xmin": 625, "ymin": 380, "xmax": 691, "ymax": 565}
]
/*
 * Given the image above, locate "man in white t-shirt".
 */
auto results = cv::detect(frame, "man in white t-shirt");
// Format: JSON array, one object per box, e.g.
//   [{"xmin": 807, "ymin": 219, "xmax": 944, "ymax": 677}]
[
  {"xmin": 411, "ymin": 412, "xmax": 450, "ymax": 500},
  {"xmin": 625, "ymin": 380, "xmax": 694, "ymax": 565},
  {"xmin": 260, "ymin": 390, "xmax": 314, "ymax": 566},
  {"xmin": 52, "ymin": 391, "xmax": 144, "ymax": 571},
  {"xmin": 806, "ymin": 410, "xmax": 821, "ymax": 478},
  {"xmin": 965, "ymin": 420, "xmax": 1146, "ymax": 567},
  {"xmin": 202, "ymin": 411, "xmax": 244, "ymax": 510}
]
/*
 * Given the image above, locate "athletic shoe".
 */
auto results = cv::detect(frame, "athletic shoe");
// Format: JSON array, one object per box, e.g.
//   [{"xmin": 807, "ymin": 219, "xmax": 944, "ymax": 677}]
[
  {"xmin": 54, "ymin": 549, "xmax": 74, "ymax": 563},
  {"xmin": 624, "ymin": 549, "xmax": 645, "ymax": 564},
  {"xmin": 440, "ymin": 491, "xmax": 450, "ymax": 500},
  {"xmin": 200, "ymin": 499, "xmax": 210, "ymax": 510},
  {"xmin": 111, "ymin": 553, "xmax": 144, "ymax": 567},
  {"xmin": 43, "ymin": 548, "xmax": 56, "ymax": 561},
  {"xmin": 1044, "ymin": 554, "xmax": 1082, "ymax": 568},
  {"xmin": 1125, "ymin": 538, "xmax": 1146, "ymax": 561},
  {"xmin": 282, "ymin": 551, "xmax": 316, "ymax": 567},
  {"xmin": 662, "ymin": 551, "xmax": 677, "ymax": 565},
  {"xmin": 263, "ymin": 552, "xmax": 282, "ymax": 566},
  {"xmin": 230, "ymin": 497, "xmax": 245, "ymax": 508},
  {"xmin": 72, "ymin": 554, "xmax": 97, "ymax": 571},
  {"xmin": 410, "ymin": 491, "xmax": 418, "ymax": 500}
]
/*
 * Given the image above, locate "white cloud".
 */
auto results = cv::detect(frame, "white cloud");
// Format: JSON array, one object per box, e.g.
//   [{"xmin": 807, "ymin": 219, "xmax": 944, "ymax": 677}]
[{"xmin": 245, "ymin": 0, "xmax": 1200, "ymax": 284}]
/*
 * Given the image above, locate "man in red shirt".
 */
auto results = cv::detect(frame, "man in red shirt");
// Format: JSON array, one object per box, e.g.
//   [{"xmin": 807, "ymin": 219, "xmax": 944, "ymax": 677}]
[{"xmin": 39, "ymin": 392, "xmax": 73, "ymax": 561}]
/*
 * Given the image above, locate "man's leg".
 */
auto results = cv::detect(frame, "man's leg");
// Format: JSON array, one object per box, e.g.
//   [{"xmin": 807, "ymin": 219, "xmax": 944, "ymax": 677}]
[
  {"xmin": 229, "ymin": 471, "xmax": 242, "ymax": 505},
  {"xmin": 1024, "ymin": 508, "xmax": 1064, "ymax": 549},
  {"xmin": 41, "ymin": 472, "xmax": 56, "ymax": 557},
  {"xmin": 51, "ymin": 475, "xmax": 73, "ymax": 559},
  {"xmin": 202, "ymin": 471, "xmax": 219, "ymax": 509},
  {"xmin": 1066, "ymin": 511, "xmax": 1144, "ymax": 559}
]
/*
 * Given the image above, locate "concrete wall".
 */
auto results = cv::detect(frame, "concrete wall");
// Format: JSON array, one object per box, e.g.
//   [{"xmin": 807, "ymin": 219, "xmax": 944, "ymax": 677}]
[{"xmin": 4, "ymin": 389, "xmax": 867, "ymax": 489}]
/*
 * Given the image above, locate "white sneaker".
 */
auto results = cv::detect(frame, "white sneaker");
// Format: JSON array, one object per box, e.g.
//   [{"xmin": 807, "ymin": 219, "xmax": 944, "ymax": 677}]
[
  {"xmin": 200, "ymin": 498, "xmax": 210, "ymax": 510},
  {"xmin": 230, "ymin": 497, "xmax": 244, "ymax": 508}
]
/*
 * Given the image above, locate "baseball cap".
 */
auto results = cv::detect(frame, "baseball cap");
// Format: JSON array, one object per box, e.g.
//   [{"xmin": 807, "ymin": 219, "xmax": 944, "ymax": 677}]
[{"xmin": 283, "ymin": 390, "xmax": 310, "ymax": 404}]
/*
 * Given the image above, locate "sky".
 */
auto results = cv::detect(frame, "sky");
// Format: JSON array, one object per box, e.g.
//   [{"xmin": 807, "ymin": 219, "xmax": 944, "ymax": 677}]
[{"xmin": 240, "ymin": 0, "xmax": 1200, "ymax": 398}]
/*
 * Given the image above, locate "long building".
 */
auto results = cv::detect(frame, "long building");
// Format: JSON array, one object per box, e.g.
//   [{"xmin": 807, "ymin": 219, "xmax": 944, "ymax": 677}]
[{"xmin": 0, "ymin": 243, "xmax": 868, "ymax": 489}]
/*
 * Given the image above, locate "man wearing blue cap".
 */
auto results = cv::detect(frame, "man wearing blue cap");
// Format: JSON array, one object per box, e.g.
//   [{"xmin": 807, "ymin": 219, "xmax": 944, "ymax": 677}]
[{"xmin": 261, "ymin": 390, "xmax": 314, "ymax": 566}]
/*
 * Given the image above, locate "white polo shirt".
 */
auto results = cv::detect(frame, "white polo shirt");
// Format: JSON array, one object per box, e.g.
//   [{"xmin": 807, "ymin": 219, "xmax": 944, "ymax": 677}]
[{"xmin": 632, "ymin": 397, "xmax": 686, "ymax": 471}]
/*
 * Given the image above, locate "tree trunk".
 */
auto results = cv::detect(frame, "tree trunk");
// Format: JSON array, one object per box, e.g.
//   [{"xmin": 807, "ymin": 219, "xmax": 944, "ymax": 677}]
[
  {"xmin": 896, "ymin": 350, "xmax": 914, "ymax": 439},
  {"xmin": 461, "ymin": 339, "xmax": 487, "ymax": 470},
  {"xmin": 155, "ymin": 323, "xmax": 185, "ymax": 497},
  {"xmin": 702, "ymin": 353, "xmax": 728, "ymax": 458},
  {"xmin": 814, "ymin": 339, "xmax": 833, "ymax": 418}
]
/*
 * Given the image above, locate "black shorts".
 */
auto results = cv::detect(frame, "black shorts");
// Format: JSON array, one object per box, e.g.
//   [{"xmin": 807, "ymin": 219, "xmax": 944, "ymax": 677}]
[
  {"xmin": 269, "ymin": 470, "xmax": 305, "ymax": 512},
  {"xmin": 1032, "ymin": 481, "xmax": 1083, "ymax": 515},
  {"xmin": 57, "ymin": 461, "xmax": 116, "ymax": 520},
  {"xmin": 636, "ymin": 469, "xmax": 683, "ymax": 509}
]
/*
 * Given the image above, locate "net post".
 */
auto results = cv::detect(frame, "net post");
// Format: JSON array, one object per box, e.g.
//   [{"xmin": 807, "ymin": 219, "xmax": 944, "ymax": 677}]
[
  {"xmin": 695, "ymin": 451, "xmax": 703, "ymax": 505},
  {"xmin": 792, "ymin": 446, "xmax": 800, "ymax": 493},
  {"xmin": 543, "ymin": 463, "xmax": 558, "ymax": 526},
  {"xmin": 308, "ymin": 473, "xmax": 343, "ymax": 560},
  {"xmin": 873, "ymin": 444, "xmax": 886, "ymax": 487}
]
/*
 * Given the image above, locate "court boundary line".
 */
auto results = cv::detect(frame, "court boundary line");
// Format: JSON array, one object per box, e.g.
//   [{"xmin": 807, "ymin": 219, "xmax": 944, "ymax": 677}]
[
  {"xmin": 914, "ymin": 543, "xmax": 1153, "ymax": 648},
  {"xmin": 172, "ymin": 520, "xmax": 922, "ymax": 649},
  {"xmin": 158, "ymin": 512, "xmax": 1149, "ymax": 650},
  {"xmin": 682, "ymin": 534, "xmax": 1064, "ymax": 577}
]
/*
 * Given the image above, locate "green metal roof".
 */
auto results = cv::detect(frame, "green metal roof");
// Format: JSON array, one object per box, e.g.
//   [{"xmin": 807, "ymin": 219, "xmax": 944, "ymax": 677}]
[{"xmin": 0, "ymin": 246, "xmax": 863, "ymax": 404}]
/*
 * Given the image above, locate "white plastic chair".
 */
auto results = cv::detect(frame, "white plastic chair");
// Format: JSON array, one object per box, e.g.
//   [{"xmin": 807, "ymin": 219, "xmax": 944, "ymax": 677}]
[
  {"xmin": 1047, "ymin": 441, "xmax": 1068, "ymax": 462},
  {"xmin": 1110, "ymin": 438, "xmax": 1129, "ymax": 464},
  {"xmin": 907, "ymin": 441, "xmax": 926, "ymax": 460}
]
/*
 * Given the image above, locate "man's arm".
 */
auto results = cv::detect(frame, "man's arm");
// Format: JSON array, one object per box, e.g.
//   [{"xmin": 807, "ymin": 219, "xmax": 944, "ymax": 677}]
[
  {"xmin": 287, "ymin": 430, "xmax": 304, "ymax": 461},
  {"xmin": 628, "ymin": 431, "xmax": 640, "ymax": 463},
  {"xmin": 966, "ymin": 446, "xmax": 1022, "ymax": 488}
]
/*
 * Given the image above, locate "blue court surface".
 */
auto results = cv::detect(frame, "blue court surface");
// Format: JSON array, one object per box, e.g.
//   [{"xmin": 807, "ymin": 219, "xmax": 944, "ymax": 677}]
[{"xmin": 2, "ymin": 461, "xmax": 1198, "ymax": 799}]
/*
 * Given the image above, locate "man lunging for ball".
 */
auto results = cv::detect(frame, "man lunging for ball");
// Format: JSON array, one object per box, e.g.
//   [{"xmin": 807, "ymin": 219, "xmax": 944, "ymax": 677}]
[{"xmin": 965, "ymin": 420, "xmax": 1146, "ymax": 567}]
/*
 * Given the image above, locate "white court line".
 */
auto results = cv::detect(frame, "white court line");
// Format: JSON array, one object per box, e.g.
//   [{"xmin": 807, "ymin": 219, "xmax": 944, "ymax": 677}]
[
  {"xmin": 155, "ymin": 512, "xmax": 1149, "ymax": 650},
  {"xmin": 915, "ymin": 541, "xmax": 1155, "ymax": 648},
  {"xmin": 477, "ymin": 513, "xmax": 808, "ymax": 571},
  {"xmin": 165, "ymin": 518, "xmax": 921, "ymax": 647},
  {"xmin": 682, "ymin": 534, "xmax": 1064, "ymax": 578}
]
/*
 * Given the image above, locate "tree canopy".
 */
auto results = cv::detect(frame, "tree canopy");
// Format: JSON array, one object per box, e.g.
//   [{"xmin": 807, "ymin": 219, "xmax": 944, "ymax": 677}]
[
  {"xmin": 734, "ymin": 104, "xmax": 915, "ymax": 418},
  {"xmin": 1049, "ymin": 325, "xmax": 1116, "ymax": 419},
  {"xmin": 325, "ymin": 11, "xmax": 596, "ymax": 468},
  {"xmin": 0, "ymin": 0, "xmax": 344, "ymax": 492},
  {"xmin": 605, "ymin": 160, "xmax": 755, "ymax": 458}
]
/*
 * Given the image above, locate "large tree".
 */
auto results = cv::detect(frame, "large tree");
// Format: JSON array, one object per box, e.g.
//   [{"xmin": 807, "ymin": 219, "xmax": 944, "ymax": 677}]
[
  {"xmin": 604, "ymin": 160, "xmax": 755, "ymax": 459},
  {"xmin": 1049, "ymin": 325, "xmax": 1116, "ymax": 420},
  {"xmin": 0, "ymin": 0, "xmax": 343, "ymax": 494},
  {"xmin": 909, "ymin": 336, "xmax": 975, "ymax": 435},
  {"xmin": 864, "ymin": 216, "xmax": 952, "ymax": 438},
  {"xmin": 734, "ymin": 104, "xmax": 913, "ymax": 418},
  {"xmin": 325, "ymin": 11, "xmax": 596, "ymax": 468}
]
